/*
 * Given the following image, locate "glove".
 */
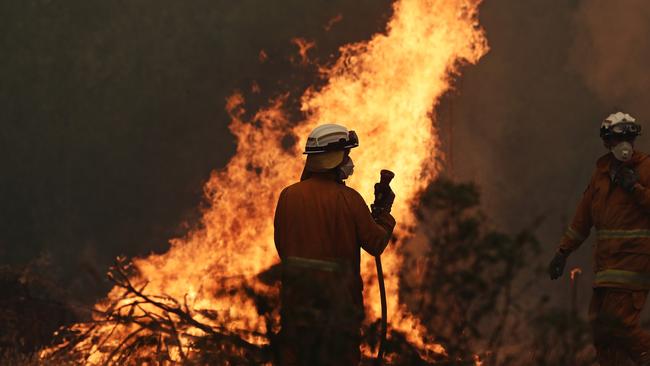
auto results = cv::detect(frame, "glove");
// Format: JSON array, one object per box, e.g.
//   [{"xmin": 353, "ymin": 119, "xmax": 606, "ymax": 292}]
[
  {"xmin": 548, "ymin": 252, "xmax": 567, "ymax": 280},
  {"xmin": 371, "ymin": 186, "xmax": 395, "ymax": 216},
  {"xmin": 381, "ymin": 187, "xmax": 395, "ymax": 210},
  {"xmin": 613, "ymin": 166, "xmax": 638, "ymax": 193}
]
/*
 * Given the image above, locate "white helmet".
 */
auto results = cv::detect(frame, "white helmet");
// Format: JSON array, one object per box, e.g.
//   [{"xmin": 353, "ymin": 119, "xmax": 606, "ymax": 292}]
[
  {"xmin": 303, "ymin": 123, "xmax": 359, "ymax": 154},
  {"xmin": 600, "ymin": 111, "xmax": 641, "ymax": 139}
]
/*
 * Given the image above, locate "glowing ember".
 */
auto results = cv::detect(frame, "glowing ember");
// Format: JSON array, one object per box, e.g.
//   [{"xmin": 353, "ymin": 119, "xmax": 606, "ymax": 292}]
[
  {"xmin": 258, "ymin": 49, "xmax": 268, "ymax": 63},
  {"xmin": 474, "ymin": 354, "xmax": 484, "ymax": 366},
  {"xmin": 291, "ymin": 38, "xmax": 316, "ymax": 65},
  {"xmin": 324, "ymin": 14, "xmax": 343, "ymax": 31},
  {"xmin": 570, "ymin": 267, "xmax": 583, "ymax": 281},
  {"xmin": 44, "ymin": 0, "xmax": 488, "ymax": 363}
]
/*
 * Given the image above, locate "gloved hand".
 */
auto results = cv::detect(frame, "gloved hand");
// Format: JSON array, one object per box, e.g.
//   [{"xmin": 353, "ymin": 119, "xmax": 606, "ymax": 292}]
[
  {"xmin": 380, "ymin": 187, "xmax": 395, "ymax": 213},
  {"xmin": 548, "ymin": 252, "xmax": 567, "ymax": 280},
  {"xmin": 614, "ymin": 166, "xmax": 638, "ymax": 192},
  {"xmin": 371, "ymin": 187, "xmax": 395, "ymax": 216}
]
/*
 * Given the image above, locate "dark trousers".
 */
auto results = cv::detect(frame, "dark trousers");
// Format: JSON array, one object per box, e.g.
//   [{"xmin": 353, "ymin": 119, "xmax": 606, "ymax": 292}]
[
  {"xmin": 277, "ymin": 322, "xmax": 360, "ymax": 366},
  {"xmin": 590, "ymin": 288, "xmax": 650, "ymax": 365},
  {"xmin": 276, "ymin": 263, "xmax": 362, "ymax": 366}
]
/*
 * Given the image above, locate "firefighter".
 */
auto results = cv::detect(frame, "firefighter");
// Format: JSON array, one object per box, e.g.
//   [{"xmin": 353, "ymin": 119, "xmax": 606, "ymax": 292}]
[
  {"xmin": 548, "ymin": 111, "xmax": 650, "ymax": 365},
  {"xmin": 273, "ymin": 123, "xmax": 396, "ymax": 366}
]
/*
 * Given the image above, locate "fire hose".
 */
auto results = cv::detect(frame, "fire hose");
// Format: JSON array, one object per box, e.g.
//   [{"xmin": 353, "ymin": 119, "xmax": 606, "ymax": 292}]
[
  {"xmin": 371, "ymin": 169, "xmax": 395, "ymax": 366},
  {"xmin": 374, "ymin": 255, "xmax": 388, "ymax": 366}
]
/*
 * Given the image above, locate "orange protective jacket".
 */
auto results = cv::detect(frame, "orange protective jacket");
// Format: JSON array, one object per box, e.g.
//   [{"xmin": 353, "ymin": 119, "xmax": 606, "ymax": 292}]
[
  {"xmin": 274, "ymin": 171, "xmax": 396, "ymax": 304},
  {"xmin": 558, "ymin": 151, "xmax": 650, "ymax": 290}
]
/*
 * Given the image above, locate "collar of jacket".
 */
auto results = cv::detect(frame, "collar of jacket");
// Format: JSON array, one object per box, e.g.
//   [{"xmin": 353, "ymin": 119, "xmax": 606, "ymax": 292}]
[
  {"xmin": 310, "ymin": 171, "xmax": 338, "ymax": 180},
  {"xmin": 596, "ymin": 151, "xmax": 648, "ymax": 174},
  {"xmin": 300, "ymin": 168, "xmax": 341, "ymax": 182}
]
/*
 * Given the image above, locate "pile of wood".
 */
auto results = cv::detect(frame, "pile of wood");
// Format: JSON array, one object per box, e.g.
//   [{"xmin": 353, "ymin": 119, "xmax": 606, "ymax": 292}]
[
  {"xmin": 32, "ymin": 259, "xmax": 437, "ymax": 365},
  {"xmin": 44, "ymin": 259, "xmax": 274, "ymax": 365}
]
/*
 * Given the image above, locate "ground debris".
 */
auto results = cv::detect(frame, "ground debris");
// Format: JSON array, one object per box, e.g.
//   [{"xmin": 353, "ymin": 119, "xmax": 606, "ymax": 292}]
[{"xmin": 0, "ymin": 263, "xmax": 75, "ymax": 360}]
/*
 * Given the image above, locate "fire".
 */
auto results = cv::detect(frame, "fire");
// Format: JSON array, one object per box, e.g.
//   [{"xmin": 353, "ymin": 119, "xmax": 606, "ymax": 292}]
[
  {"xmin": 291, "ymin": 38, "xmax": 316, "ymax": 65},
  {"xmin": 474, "ymin": 354, "xmax": 484, "ymax": 366},
  {"xmin": 44, "ymin": 0, "xmax": 487, "ymax": 363},
  {"xmin": 324, "ymin": 14, "xmax": 343, "ymax": 32}
]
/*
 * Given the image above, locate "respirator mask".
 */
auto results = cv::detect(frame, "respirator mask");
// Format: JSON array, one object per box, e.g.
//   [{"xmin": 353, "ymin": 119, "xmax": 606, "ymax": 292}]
[
  {"xmin": 611, "ymin": 141, "xmax": 634, "ymax": 162},
  {"xmin": 338, "ymin": 156, "xmax": 355, "ymax": 180}
]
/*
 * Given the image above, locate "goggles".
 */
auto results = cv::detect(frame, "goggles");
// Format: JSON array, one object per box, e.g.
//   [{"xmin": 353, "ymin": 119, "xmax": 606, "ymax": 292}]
[
  {"xmin": 601, "ymin": 122, "xmax": 642, "ymax": 139},
  {"xmin": 610, "ymin": 123, "xmax": 641, "ymax": 135}
]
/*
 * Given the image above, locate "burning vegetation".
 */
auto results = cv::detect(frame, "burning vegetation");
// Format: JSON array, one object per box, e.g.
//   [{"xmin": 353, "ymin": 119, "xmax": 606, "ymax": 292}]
[
  {"xmin": 36, "ymin": 0, "xmax": 487, "ymax": 364},
  {"xmin": 36, "ymin": 0, "xmax": 488, "ymax": 363},
  {"xmin": 5, "ymin": 179, "xmax": 599, "ymax": 365}
]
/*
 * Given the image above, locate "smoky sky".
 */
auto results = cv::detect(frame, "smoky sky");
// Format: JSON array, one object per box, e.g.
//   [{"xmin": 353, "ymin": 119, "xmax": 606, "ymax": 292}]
[{"xmin": 2, "ymin": 0, "xmax": 650, "ymax": 306}]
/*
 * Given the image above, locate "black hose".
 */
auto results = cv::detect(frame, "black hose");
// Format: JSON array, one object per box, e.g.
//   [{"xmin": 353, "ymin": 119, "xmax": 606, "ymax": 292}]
[
  {"xmin": 372, "ymin": 169, "xmax": 394, "ymax": 366},
  {"xmin": 374, "ymin": 255, "xmax": 387, "ymax": 366}
]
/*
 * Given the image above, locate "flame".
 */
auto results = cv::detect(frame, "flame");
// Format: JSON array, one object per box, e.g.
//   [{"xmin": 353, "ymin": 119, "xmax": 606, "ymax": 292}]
[
  {"xmin": 45, "ymin": 0, "xmax": 487, "ymax": 363},
  {"xmin": 474, "ymin": 354, "xmax": 484, "ymax": 366},
  {"xmin": 291, "ymin": 38, "xmax": 316, "ymax": 65},
  {"xmin": 324, "ymin": 14, "xmax": 343, "ymax": 31}
]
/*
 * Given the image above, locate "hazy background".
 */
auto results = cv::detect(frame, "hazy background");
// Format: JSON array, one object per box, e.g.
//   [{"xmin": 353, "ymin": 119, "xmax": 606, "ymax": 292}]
[
  {"xmin": 2, "ymin": 0, "xmax": 650, "ymax": 309},
  {"xmin": 439, "ymin": 0, "xmax": 650, "ymax": 311}
]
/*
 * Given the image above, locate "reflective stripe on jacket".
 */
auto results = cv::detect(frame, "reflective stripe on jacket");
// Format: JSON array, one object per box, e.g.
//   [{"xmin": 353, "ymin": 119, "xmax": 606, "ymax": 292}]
[
  {"xmin": 596, "ymin": 229, "xmax": 650, "ymax": 239},
  {"xmin": 283, "ymin": 256, "xmax": 349, "ymax": 273},
  {"xmin": 557, "ymin": 151, "xmax": 650, "ymax": 289},
  {"xmin": 594, "ymin": 269, "xmax": 650, "ymax": 290}
]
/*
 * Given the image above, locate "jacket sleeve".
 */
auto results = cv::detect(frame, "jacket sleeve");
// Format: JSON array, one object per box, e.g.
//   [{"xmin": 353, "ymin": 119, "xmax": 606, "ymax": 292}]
[
  {"xmin": 274, "ymin": 188, "xmax": 287, "ymax": 259},
  {"xmin": 557, "ymin": 179, "xmax": 594, "ymax": 256},
  {"xmin": 632, "ymin": 161, "xmax": 650, "ymax": 211},
  {"xmin": 631, "ymin": 184, "xmax": 650, "ymax": 211},
  {"xmin": 345, "ymin": 189, "xmax": 396, "ymax": 256}
]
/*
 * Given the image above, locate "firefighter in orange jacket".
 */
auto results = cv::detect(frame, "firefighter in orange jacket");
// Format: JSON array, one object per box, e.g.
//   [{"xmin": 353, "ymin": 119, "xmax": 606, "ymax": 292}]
[
  {"xmin": 273, "ymin": 124, "xmax": 396, "ymax": 366},
  {"xmin": 549, "ymin": 112, "xmax": 650, "ymax": 365}
]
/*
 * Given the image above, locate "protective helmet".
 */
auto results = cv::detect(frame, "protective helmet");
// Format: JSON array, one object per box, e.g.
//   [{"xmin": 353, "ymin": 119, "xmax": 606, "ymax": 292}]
[
  {"xmin": 303, "ymin": 124, "xmax": 359, "ymax": 172},
  {"xmin": 600, "ymin": 111, "xmax": 641, "ymax": 140},
  {"xmin": 303, "ymin": 124, "xmax": 359, "ymax": 154}
]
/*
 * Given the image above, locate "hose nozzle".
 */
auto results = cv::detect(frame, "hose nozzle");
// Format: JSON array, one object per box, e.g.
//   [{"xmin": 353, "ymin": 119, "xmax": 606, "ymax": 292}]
[{"xmin": 379, "ymin": 169, "xmax": 395, "ymax": 185}]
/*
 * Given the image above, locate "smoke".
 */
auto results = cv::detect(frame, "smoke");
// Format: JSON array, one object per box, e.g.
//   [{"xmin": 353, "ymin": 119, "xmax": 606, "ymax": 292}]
[
  {"xmin": 570, "ymin": 0, "xmax": 650, "ymax": 113},
  {"xmin": 440, "ymin": 0, "xmax": 650, "ymax": 235},
  {"xmin": 439, "ymin": 0, "xmax": 602, "ymax": 238},
  {"xmin": 436, "ymin": 0, "xmax": 650, "ymax": 311}
]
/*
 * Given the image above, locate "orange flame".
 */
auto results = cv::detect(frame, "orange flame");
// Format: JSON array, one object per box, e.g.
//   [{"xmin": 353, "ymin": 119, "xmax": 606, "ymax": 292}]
[
  {"xmin": 474, "ymin": 354, "xmax": 484, "ymax": 366},
  {"xmin": 324, "ymin": 14, "xmax": 343, "ymax": 31},
  {"xmin": 291, "ymin": 37, "xmax": 316, "ymax": 65},
  {"xmin": 45, "ymin": 0, "xmax": 488, "ymax": 363}
]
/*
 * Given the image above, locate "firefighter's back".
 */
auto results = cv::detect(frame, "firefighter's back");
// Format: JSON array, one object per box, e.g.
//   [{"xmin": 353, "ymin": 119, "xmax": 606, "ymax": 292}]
[
  {"xmin": 274, "ymin": 172, "xmax": 365, "ymax": 264},
  {"xmin": 274, "ymin": 173, "xmax": 365, "ymax": 366}
]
